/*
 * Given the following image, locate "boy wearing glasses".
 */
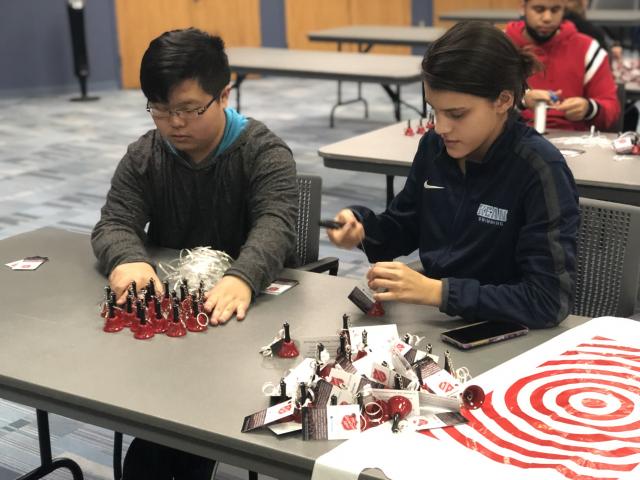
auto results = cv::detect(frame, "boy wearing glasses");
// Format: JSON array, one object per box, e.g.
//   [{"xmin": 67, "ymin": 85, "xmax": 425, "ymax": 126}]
[
  {"xmin": 92, "ymin": 28, "xmax": 298, "ymax": 326},
  {"xmin": 92, "ymin": 27, "xmax": 297, "ymax": 479}
]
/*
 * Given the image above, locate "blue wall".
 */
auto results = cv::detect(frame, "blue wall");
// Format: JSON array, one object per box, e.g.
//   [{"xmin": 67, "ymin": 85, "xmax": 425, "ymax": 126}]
[
  {"xmin": 0, "ymin": 0, "xmax": 120, "ymax": 96},
  {"xmin": 260, "ymin": 0, "xmax": 287, "ymax": 48}
]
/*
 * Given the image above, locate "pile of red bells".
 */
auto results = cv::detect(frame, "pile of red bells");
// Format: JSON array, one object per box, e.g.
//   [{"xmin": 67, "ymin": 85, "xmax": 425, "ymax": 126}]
[{"xmin": 100, "ymin": 279, "xmax": 209, "ymax": 340}]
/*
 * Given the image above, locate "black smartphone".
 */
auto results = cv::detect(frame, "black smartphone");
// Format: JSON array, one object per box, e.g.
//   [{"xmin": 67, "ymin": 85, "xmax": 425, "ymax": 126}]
[
  {"xmin": 318, "ymin": 219, "xmax": 345, "ymax": 229},
  {"xmin": 441, "ymin": 321, "xmax": 529, "ymax": 350}
]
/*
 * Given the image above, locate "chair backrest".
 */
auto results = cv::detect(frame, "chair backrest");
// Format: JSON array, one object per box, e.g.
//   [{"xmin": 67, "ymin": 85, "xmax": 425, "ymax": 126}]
[
  {"xmin": 573, "ymin": 197, "xmax": 640, "ymax": 317},
  {"xmin": 296, "ymin": 174, "xmax": 322, "ymax": 266}
]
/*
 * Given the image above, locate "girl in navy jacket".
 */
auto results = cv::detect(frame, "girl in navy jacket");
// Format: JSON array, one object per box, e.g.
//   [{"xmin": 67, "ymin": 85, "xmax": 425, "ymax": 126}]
[{"xmin": 328, "ymin": 21, "xmax": 580, "ymax": 329}]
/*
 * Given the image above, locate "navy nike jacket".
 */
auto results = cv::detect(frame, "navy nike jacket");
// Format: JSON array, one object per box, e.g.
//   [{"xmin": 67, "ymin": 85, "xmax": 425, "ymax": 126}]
[{"xmin": 352, "ymin": 118, "xmax": 579, "ymax": 329}]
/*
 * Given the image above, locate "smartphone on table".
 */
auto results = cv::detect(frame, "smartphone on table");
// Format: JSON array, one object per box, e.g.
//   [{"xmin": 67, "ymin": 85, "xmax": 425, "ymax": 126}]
[{"xmin": 441, "ymin": 321, "xmax": 529, "ymax": 350}]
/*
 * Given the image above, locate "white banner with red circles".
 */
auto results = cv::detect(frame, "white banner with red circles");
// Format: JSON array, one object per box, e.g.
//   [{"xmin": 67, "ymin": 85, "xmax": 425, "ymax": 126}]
[{"xmin": 311, "ymin": 317, "xmax": 640, "ymax": 480}]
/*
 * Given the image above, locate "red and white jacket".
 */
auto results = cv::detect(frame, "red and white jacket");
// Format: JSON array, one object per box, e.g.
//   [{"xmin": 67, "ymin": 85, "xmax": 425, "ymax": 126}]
[{"xmin": 506, "ymin": 20, "xmax": 620, "ymax": 131}]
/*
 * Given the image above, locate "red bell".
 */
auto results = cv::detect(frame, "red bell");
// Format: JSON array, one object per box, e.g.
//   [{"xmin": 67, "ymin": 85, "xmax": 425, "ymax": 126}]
[
  {"xmin": 166, "ymin": 301, "xmax": 187, "ymax": 337},
  {"xmin": 119, "ymin": 295, "xmax": 134, "ymax": 328},
  {"xmin": 134, "ymin": 318, "xmax": 155, "ymax": 340},
  {"xmin": 416, "ymin": 118, "xmax": 426, "ymax": 135},
  {"xmin": 388, "ymin": 395, "xmax": 412, "ymax": 433},
  {"xmin": 152, "ymin": 297, "xmax": 168, "ymax": 334},
  {"xmin": 277, "ymin": 322, "xmax": 299, "ymax": 358},
  {"xmin": 367, "ymin": 300, "xmax": 385, "ymax": 317},
  {"xmin": 185, "ymin": 298, "xmax": 207, "ymax": 332},
  {"xmin": 425, "ymin": 111, "xmax": 435, "ymax": 130},
  {"xmin": 133, "ymin": 301, "xmax": 154, "ymax": 340},
  {"xmin": 404, "ymin": 119, "xmax": 414, "ymax": 136},
  {"xmin": 461, "ymin": 384, "xmax": 485, "ymax": 410},
  {"xmin": 103, "ymin": 303, "xmax": 124, "ymax": 333},
  {"xmin": 364, "ymin": 399, "xmax": 389, "ymax": 425}
]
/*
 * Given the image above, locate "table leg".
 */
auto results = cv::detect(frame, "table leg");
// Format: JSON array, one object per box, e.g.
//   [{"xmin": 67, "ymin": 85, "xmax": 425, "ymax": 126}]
[
  {"xmin": 386, "ymin": 175, "xmax": 395, "ymax": 206},
  {"xmin": 113, "ymin": 432, "xmax": 123, "ymax": 480},
  {"xmin": 231, "ymin": 74, "xmax": 246, "ymax": 113},
  {"xmin": 381, "ymin": 83, "xmax": 423, "ymax": 120},
  {"xmin": 16, "ymin": 410, "xmax": 84, "ymax": 480}
]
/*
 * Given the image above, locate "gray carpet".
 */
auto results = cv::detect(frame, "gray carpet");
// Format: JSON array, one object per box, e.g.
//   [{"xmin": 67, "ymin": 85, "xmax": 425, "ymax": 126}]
[{"xmin": 0, "ymin": 76, "xmax": 423, "ymax": 479}]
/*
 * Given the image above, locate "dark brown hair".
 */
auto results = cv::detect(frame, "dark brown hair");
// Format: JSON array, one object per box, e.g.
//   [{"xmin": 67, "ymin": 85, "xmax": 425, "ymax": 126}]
[{"xmin": 422, "ymin": 21, "xmax": 540, "ymax": 109}]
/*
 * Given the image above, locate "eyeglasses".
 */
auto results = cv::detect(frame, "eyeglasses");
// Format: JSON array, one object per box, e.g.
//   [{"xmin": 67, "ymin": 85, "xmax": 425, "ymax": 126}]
[{"xmin": 146, "ymin": 96, "xmax": 216, "ymax": 120}]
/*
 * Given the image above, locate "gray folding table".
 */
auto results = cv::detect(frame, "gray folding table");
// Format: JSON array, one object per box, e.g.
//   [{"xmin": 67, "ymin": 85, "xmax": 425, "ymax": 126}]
[
  {"xmin": 307, "ymin": 25, "xmax": 445, "ymax": 50},
  {"xmin": 439, "ymin": 8, "xmax": 640, "ymax": 26},
  {"xmin": 0, "ymin": 227, "xmax": 590, "ymax": 480},
  {"xmin": 226, "ymin": 47, "xmax": 424, "ymax": 127},
  {"xmin": 319, "ymin": 122, "xmax": 640, "ymax": 206}
]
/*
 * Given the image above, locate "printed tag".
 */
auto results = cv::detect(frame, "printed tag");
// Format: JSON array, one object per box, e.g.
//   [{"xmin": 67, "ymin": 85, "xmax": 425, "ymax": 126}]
[
  {"xmin": 369, "ymin": 362, "xmax": 395, "ymax": 388},
  {"xmin": 302, "ymin": 405, "xmax": 361, "ymax": 440},
  {"xmin": 300, "ymin": 336, "xmax": 341, "ymax": 360},
  {"xmin": 282, "ymin": 358, "xmax": 317, "ymax": 397},
  {"xmin": 414, "ymin": 357, "xmax": 461, "ymax": 396},
  {"xmin": 268, "ymin": 420, "xmax": 302, "ymax": 435},
  {"xmin": 262, "ymin": 278, "xmax": 299, "ymax": 295},
  {"xmin": 241, "ymin": 398, "xmax": 295, "ymax": 432},
  {"xmin": 6, "ymin": 256, "xmax": 49, "ymax": 271},
  {"xmin": 328, "ymin": 368, "xmax": 361, "ymax": 395}
]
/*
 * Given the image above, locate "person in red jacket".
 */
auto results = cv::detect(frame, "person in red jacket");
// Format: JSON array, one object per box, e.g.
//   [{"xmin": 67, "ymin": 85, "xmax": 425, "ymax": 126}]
[{"xmin": 505, "ymin": 0, "xmax": 620, "ymax": 131}]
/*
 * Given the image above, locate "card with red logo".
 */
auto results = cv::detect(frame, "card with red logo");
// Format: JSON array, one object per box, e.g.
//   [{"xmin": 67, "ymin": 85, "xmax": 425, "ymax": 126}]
[
  {"xmin": 5, "ymin": 256, "xmax": 49, "ymax": 271},
  {"xmin": 414, "ymin": 356, "xmax": 461, "ymax": 397},
  {"xmin": 369, "ymin": 362, "xmax": 395, "ymax": 388},
  {"xmin": 241, "ymin": 398, "xmax": 295, "ymax": 432},
  {"xmin": 301, "ymin": 405, "xmax": 361, "ymax": 440},
  {"xmin": 327, "ymin": 368, "xmax": 361, "ymax": 395}
]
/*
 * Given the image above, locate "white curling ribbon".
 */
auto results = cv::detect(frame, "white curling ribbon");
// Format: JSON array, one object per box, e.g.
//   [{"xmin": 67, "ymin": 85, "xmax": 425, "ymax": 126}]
[
  {"xmin": 262, "ymin": 382, "xmax": 280, "ymax": 397},
  {"xmin": 259, "ymin": 328, "xmax": 286, "ymax": 357},
  {"xmin": 455, "ymin": 366, "xmax": 472, "ymax": 384},
  {"xmin": 158, "ymin": 247, "xmax": 232, "ymax": 294},
  {"xmin": 402, "ymin": 333, "xmax": 425, "ymax": 348}
]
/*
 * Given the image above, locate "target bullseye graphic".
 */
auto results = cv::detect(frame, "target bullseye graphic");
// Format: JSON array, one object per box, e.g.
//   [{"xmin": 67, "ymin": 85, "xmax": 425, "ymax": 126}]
[{"xmin": 426, "ymin": 336, "xmax": 640, "ymax": 479}]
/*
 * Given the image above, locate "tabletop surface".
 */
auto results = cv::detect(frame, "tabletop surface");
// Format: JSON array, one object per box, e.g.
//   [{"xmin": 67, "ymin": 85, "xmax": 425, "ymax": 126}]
[
  {"xmin": 319, "ymin": 121, "xmax": 640, "ymax": 191},
  {"xmin": 438, "ymin": 8, "xmax": 640, "ymax": 25},
  {"xmin": 0, "ymin": 228, "xmax": 590, "ymax": 479},
  {"xmin": 308, "ymin": 25, "xmax": 446, "ymax": 46},
  {"xmin": 227, "ymin": 47, "xmax": 423, "ymax": 82}
]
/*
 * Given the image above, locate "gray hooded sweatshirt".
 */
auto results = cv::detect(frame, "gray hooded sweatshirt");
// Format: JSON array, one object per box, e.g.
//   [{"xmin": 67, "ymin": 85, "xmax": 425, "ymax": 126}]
[{"xmin": 91, "ymin": 118, "xmax": 298, "ymax": 294}]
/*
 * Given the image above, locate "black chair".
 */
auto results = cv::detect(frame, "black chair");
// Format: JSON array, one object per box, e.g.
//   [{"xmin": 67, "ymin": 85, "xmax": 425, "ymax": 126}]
[
  {"xmin": 295, "ymin": 174, "xmax": 339, "ymax": 275},
  {"xmin": 112, "ymin": 174, "xmax": 338, "ymax": 480},
  {"xmin": 572, "ymin": 197, "xmax": 640, "ymax": 318}
]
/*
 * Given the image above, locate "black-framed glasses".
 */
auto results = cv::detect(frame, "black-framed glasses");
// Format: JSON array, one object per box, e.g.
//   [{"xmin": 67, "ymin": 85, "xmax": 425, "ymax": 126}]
[{"xmin": 146, "ymin": 96, "xmax": 216, "ymax": 120}]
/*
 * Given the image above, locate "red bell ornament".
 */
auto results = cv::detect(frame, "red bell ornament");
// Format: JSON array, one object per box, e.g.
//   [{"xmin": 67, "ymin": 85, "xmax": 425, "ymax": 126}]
[
  {"xmin": 166, "ymin": 301, "xmax": 187, "ymax": 338},
  {"xmin": 387, "ymin": 395, "xmax": 412, "ymax": 433},
  {"xmin": 278, "ymin": 322, "xmax": 299, "ymax": 358},
  {"xmin": 461, "ymin": 384, "xmax": 485, "ymax": 410}
]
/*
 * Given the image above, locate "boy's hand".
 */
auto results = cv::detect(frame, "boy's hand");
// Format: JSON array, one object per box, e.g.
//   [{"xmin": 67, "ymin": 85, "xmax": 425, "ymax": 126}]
[
  {"xmin": 204, "ymin": 276, "xmax": 252, "ymax": 325},
  {"xmin": 109, "ymin": 262, "xmax": 163, "ymax": 304}
]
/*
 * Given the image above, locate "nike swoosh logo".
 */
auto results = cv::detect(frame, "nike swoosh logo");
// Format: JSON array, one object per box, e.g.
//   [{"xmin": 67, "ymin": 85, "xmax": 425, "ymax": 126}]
[{"xmin": 424, "ymin": 180, "xmax": 445, "ymax": 190}]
